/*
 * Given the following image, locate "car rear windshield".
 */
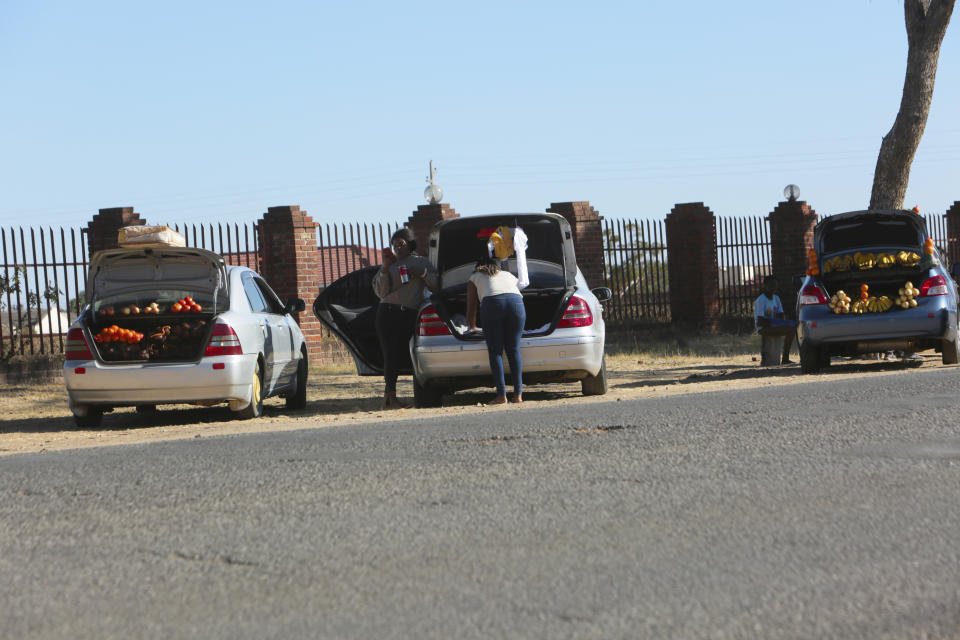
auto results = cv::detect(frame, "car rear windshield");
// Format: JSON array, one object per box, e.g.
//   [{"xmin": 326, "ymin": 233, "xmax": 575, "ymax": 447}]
[{"xmin": 821, "ymin": 217, "xmax": 923, "ymax": 254}]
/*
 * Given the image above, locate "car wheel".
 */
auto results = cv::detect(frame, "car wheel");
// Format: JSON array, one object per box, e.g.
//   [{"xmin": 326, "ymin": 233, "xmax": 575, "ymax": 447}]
[
  {"xmin": 942, "ymin": 338, "xmax": 959, "ymax": 365},
  {"xmin": 819, "ymin": 346, "xmax": 831, "ymax": 369},
  {"xmin": 800, "ymin": 343, "xmax": 821, "ymax": 374},
  {"xmin": 285, "ymin": 353, "xmax": 308, "ymax": 410},
  {"xmin": 73, "ymin": 407, "xmax": 103, "ymax": 428},
  {"xmin": 413, "ymin": 377, "xmax": 443, "ymax": 408},
  {"xmin": 233, "ymin": 361, "xmax": 264, "ymax": 420},
  {"xmin": 581, "ymin": 356, "xmax": 608, "ymax": 396}
]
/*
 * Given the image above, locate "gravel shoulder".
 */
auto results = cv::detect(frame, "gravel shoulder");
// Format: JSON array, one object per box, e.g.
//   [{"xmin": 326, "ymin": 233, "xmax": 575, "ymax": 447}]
[{"xmin": 0, "ymin": 350, "xmax": 936, "ymax": 456}]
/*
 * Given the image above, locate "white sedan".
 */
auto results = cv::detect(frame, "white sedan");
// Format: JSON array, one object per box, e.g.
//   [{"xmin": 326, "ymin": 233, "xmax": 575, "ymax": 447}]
[{"xmin": 64, "ymin": 247, "xmax": 308, "ymax": 427}]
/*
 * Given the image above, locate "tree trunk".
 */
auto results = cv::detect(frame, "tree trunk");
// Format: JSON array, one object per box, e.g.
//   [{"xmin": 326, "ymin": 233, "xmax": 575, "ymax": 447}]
[{"xmin": 870, "ymin": 0, "xmax": 954, "ymax": 211}]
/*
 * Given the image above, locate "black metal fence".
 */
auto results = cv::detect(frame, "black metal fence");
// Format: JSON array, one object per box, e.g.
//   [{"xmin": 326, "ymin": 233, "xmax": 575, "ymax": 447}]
[
  {"xmin": 716, "ymin": 215, "xmax": 773, "ymax": 320},
  {"xmin": 600, "ymin": 212, "xmax": 949, "ymax": 325},
  {"xmin": 315, "ymin": 221, "xmax": 402, "ymax": 286},
  {"xmin": 1, "ymin": 222, "xmax": 260, "ymax": 358},
  {"xmin": 2, "ymin": 212, "xmax": 954, "ymax": 357},
  {"xmin": 602, "ymin": 218, "xmax": 670, "ymax": 323}
]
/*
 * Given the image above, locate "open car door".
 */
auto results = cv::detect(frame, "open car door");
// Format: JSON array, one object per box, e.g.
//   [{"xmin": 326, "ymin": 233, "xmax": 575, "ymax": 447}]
[{"xmin": 313, "ymin": 266, "xmax": 413, "ymax": 376}]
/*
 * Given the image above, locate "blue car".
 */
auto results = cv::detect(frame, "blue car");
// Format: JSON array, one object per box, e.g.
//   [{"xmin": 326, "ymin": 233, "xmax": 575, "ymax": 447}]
[{"xmin": 796, "ymin": 209, "xmax": 959, "ymax": 373}]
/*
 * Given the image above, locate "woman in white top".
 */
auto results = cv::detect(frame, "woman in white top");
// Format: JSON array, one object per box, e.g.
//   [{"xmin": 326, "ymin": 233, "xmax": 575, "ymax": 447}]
[{"xmin": 466, "ymin": 258, "xmax": 526, "ymax": 404}]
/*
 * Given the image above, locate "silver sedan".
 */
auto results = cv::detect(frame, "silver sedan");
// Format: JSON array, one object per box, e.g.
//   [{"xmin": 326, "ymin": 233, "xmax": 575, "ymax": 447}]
[{"xmin": 314, "ymin": 213, "xmax": 610, "ymax": 407}]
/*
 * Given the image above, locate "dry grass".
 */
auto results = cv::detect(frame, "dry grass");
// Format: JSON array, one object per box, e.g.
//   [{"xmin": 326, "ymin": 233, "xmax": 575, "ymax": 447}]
[
  {"xmin": 4, "ymin": 331, "xmax": 940, "ymax": 456},
  {"xmin": 0, "ymin": 333, "xmax": 764, "ymax": 425}
]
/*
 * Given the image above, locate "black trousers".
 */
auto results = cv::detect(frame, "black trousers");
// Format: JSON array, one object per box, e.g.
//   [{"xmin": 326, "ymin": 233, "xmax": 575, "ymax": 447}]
[{"xmin": 375, "ymin": 303, "xmax": 417, "ymax": 395}]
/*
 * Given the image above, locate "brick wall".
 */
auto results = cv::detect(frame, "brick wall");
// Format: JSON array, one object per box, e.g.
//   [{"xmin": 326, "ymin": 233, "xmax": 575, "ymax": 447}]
[
  {"xmin": 546, "ymin": 201, "xmax": 604, "ymax": 288},
  {"xmin": 258, "ymin": 205, "xmax": 324, "ymax": 363},
  {"xmin": 767, "ymin": 200, "xmax": 817, "ymax": 319},
  {"xmin": 665, "ymin": 202, "xmax": 720, "ymax": 330},
  {"xmin": 86, "ymin": 207, "xmax": 145, "ymax": 257},
  {"xmin": 407, "ymin": 203, "xmax": 459, "ymax": 255}
]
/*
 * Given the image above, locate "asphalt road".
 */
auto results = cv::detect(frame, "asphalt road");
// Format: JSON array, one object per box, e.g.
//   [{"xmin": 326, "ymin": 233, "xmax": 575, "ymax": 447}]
[{"xmin": 2, "ymin": 366, "xmax": 960, "ymax": 639}]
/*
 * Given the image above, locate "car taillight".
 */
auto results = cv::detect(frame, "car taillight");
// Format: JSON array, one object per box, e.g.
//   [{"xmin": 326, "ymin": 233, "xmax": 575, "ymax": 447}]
[
  {"xmin": 557, "ymin": 296, "xmax": 593, "ymax": 328},
  {"xmin": 204, "ymin": 322, "xmax": 243, "ymax": 356},
  {"xmin": 919, "ymin": 275, "xmax": 948, "ymax": 297},
  {"xmin": 65, "ymin": 328, "xmax": 94, "ymax": 360},
  {"xmin": 799, "ymin": 284, "xmax": 829, "ymax": 305},
  {"xmin": 418, "ymin": 305, "xmax": 451, "ymax": 336}
]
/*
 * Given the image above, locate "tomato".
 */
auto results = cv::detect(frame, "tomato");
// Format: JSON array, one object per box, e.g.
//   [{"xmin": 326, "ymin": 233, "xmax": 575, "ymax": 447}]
[
  {"xmin": 171, "ymin": 303, "xmax": 182, "ymax": 313},
  {"xmin": 184, "ymin": 296, "xmax": 194, "ymax": 304},
  {"xmin": 192, "ymin": 304, "xmax": 202, "ymax": 313}
]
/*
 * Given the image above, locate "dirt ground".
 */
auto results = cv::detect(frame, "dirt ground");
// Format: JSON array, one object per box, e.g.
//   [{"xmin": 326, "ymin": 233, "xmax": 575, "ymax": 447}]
[{"xmin": 0, "ymin": 345, "xmax": 937, "ymax": 457}]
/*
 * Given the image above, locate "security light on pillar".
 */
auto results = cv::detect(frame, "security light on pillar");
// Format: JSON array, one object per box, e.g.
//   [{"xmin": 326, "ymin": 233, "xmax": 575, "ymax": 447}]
[{"xmin": 424, "ymin": 160, "xmax": 443, "ymax": 204}]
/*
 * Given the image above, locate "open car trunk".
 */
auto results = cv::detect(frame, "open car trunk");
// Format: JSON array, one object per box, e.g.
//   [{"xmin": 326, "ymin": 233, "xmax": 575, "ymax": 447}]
[
  {"xmin": 85, "ymin": 247, "xmax": 227, "ymax": 363},
  {"xmin": 820, "ymin": 261, "xmax": 931, "ymax": 301},
  {"xmin": 88, "ymin": 313, "xmax": 215, "ymax": 362},
  {"xmin": 428, "ymin": 213, "xmax": 577, "ymax": 339},
  {"xmin": 816, "ymin": 209, "xmax": 935, "ymax": 300}
]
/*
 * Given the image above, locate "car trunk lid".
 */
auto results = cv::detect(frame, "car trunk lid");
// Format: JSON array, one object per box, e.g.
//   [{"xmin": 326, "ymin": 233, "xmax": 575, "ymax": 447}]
[
  {"xmin": 87, "ymin": 246, "xmax": 227, "ymax": 302},
  {"xmin": 429, "ymin": 213, "xmax": 577, "ymax": 337},
  {"xmin": 815, "ymin": 209, "xmax": 933, "ymax": 301},
  {"xmin": 84, "ymin": 247, "xmax": 227, "ymax": 364}
]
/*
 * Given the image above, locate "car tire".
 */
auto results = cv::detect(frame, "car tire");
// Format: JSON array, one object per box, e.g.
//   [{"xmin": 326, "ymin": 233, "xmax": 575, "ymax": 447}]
[
  {"xmin": 74, "ymin": 407, "xmax": 104, "ymax": 428},
  {"xmin": 233, "ymin": 361, "xmax": 264, "ymax": 420},
  {"xmin": 413, "ymin": 377, "xmax": 443, "ymax": 408},
  {"xmin": 581, "ymin": 356, "xmax": 608, "ymax": 396},
  {"xmin": 942, "ymin": 338, "xmax": 959, "ymax": 365},
  {"xmin": 800, "ymin": 343, "xmax": 821, "ymax": 374},
  {"xmin": 285, "ymin": 353, "xmax": 308, "ymax": 410},
  {"xmin": 819, "ymin": 346, "xmax": 832, "ymax": 369}
]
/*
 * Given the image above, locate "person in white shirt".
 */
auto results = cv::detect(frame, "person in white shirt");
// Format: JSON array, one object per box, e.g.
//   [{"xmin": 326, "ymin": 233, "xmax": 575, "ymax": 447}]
[
  {"xmin": 466, "ymin": 257, "xmax": 526, "ymax": 404},
  {"xmin": 754, "ymin": 275, "xmax": 796, "ymax": 365}
]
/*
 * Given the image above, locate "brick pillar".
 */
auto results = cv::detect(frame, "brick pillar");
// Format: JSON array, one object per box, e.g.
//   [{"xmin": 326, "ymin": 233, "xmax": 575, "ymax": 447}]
[
  {"xmin": 665, "ymin": 202, "xmax": 719, "ymax": 331},
  {"xmin": 407, "ymin": 203, "xmax": 459, "ymax": 256},
  {"xmin": 945, "ymin": 202, "xmax": 960, "ymax": 267},
  {"xmin": 767, "ymin": 199, "xmax": 817, "ymax": 320},
  {"xmin": 258, "ymin": 205, "xmax": 324, "ymax": 363},
  {"xmin": 545, "ymin": 201, "xmax": 604, "ymax": 287},
  {"xmin": 86, "ymin": 207, "xmax": 146, "ymax": 257}
]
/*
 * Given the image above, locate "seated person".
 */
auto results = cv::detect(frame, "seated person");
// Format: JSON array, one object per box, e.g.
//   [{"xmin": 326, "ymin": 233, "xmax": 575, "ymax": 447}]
[{"xmin": 755, "ymin": 275, "xmax": 797, "ymax": 365}]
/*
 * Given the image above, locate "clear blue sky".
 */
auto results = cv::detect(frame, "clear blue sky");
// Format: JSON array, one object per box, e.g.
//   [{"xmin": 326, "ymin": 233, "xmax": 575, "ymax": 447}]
[{"xmin": 1, "ymin": 0, "xmax": 958, "ymax": 230}]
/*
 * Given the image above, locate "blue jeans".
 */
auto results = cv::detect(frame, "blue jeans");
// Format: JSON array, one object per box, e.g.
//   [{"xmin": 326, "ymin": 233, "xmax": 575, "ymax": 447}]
[{"xmin": 479, "ymin": 293, "xmax": 526, "ymax": 396}]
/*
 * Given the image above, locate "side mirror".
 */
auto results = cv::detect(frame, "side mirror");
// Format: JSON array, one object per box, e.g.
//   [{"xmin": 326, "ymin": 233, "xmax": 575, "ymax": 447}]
[
  {"xmin": 591, "ymin": 287, "xmax": 612, "ymax": 302},
  {"xmin": 285, "ymin": 298, "xmax": 306, "ymax": 315}
]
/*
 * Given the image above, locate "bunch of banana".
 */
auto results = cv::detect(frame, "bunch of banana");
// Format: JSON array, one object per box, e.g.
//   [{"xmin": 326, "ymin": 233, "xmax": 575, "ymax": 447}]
[
  {"xmin": 895, "ymin": 281, "xmax": 920, "ymax": 308},
  {"xmin": 866, "ymin": 296, "xmax": 893, "ymax": 312},
  {"xmin": 875, "ymin": 253, "xmax": 897, "ymax": 268},
  {"xmin": 823, "ymin": 255, "xmax": 854, "ymax": 273},
  {"xmin": 853, "ymin": 252, "xmax": 876, "ymax": 270},
  {"xmin": 896, "ymin": 250, "xmax": 921, "ymax": 267},
  {"xmin": 851, "ymin": 299, "xmax": 869, "ymax": 314},
  {"xmin": 828, "ymin": 290, "xmax": 852, "ymax": 314}
]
